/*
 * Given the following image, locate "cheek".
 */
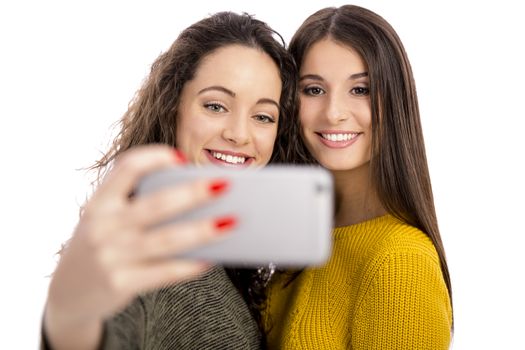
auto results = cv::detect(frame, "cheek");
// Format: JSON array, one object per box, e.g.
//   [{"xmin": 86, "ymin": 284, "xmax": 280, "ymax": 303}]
[
  {"xmin": 298, "ymin": 99, "xmax": 317, "ymax": 129},
  {"xmin": 176, "ymin": 114, "xmax": 209, "ymax": 156},
  {"xmin": 355, "ymin": 102, "xmax": 372, "ymax": 131},
  {"xmin": 357, "ymin": 109, "xmax": 373, "ymax": 157},
  {"xmin": 255, "ymin": 127, "xmax": 278, "ymax": 160},
  {"xmin": 175, "ymin": 116, "xmax": 191, "ymax": 149},
  {"xmin": 299, "ymin": 101, "xmax": 322, "ymax": 149}
]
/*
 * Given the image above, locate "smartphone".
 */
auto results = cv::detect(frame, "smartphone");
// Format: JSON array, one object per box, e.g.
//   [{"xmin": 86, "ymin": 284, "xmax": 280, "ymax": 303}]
[{"xmin": 135, "ymin": 165, "xmax": 334, "ymax": 267}]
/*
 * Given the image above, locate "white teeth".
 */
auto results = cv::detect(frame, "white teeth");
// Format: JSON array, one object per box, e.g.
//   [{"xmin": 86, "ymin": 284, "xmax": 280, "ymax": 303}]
[
  {"xmin": 321, "ymin": 133, "xmax": 358, "ymax": 142},
  {"xmin": 211, "ymin": 151, "xmax": 246, "ymax": 164}
]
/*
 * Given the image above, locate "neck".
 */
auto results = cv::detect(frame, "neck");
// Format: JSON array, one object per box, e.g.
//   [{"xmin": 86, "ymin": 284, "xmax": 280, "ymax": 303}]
[{"xmin": 331, "ymin": 162, "xmax": 386, "ymax": 227}]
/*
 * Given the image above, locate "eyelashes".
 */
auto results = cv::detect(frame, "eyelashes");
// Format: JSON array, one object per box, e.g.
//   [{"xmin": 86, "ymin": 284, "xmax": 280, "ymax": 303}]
[
  {"xmin": 301, "ymin": 85, "xmax": 370, "ymax": 97},
  {"xmin": 351, "ymin": 86, "xmax": 370, "ymax": 96},
  {"xmin": 203, "ymin": 102, "xmax": 227, "ymax": 113},
  {"xmin": 302, "ymin": 86, "xmax": 325, "ymax": 96},
  {"xmin": 202, "ymin": 102, "xmax": 276, "ymax": 124},
  {"xmin": 253, "ymin": 115, "xmax": 276, "ymax": 124}
]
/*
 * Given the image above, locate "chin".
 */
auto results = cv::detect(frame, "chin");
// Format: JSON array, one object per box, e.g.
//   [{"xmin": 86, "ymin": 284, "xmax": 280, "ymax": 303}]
[
  {"xmin": 318, "ymin": 160, "xmax": 344, "ymax": 171},
  {"xmin": 319, "ymin": 159, "xmax": 370, "ymax": 173}
]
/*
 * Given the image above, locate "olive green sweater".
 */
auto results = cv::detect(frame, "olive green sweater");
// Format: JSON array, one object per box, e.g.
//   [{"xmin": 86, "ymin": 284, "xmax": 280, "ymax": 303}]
[{"xmin": 43, "ymin": 266, "xmax": 261, "ymax": 349}]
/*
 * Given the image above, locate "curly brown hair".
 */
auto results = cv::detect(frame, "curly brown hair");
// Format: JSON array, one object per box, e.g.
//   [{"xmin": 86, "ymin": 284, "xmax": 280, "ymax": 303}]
[
  {"xmin": 88, "ymin": 11, "xmax": 313, "ymax": 344},
  {"xmin": 93, "ymin": 12, "xmax": 311, "ymax": 176}
]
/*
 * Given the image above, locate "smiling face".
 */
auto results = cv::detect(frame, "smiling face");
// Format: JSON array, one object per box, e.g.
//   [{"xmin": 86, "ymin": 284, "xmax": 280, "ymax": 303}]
[
  {"xmin": 299, "ymin": 38, "xmax": 372, "ymax": 172},
  {"xmin": 176, "ymin": 44, "xmax": 282, "ymax": 168}
]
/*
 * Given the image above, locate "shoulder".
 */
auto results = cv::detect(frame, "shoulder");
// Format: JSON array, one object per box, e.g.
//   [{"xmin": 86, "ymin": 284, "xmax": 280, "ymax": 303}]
[
  {"xmin": 353, "ymin": 215, "xmax": 440, "ymax": 263},
  {"xmin": 347, "ymin": 215, "xmax": 448, "ymax": 308},
  {"xmin": 143, "ymin": 266, "xmax": 262, "ymax": 349},
  {"xmin": 349, "ymin": 218, "xmax": 452, "ymax": 348},
  {"xmin": 147, "ymin": 265, "xmax": 246, "ymax": 315},
  {"xmin": 380, "ymin": 216, "xmax": 438, "ymax": 258},
  {"xmin": 334, "ymin": 215, "xmax": 440, "ymax": 265},
  {"xmin": 357, "ymin": 216, "xmax": 442, "ymax": 283}
]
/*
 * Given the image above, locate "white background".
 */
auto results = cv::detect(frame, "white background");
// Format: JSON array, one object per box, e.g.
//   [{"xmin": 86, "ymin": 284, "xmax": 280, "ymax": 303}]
[{"xmin": 1, "ymin": 0, "xmax": 524, "ymax": 348}]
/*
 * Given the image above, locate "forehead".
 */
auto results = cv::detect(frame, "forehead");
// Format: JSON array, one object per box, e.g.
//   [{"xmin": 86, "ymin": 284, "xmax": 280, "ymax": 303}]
[
  {"xmin": 301, "ymin": 38, "xmax": 367, "ymax": 74},
  {"xmin": 188, "ymin": 44, "xmax": 282, "ymax": 97}
]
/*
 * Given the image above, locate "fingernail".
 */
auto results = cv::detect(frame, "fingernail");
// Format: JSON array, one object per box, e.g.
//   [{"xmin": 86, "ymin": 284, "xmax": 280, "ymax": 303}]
[
  {"xmin": 209, "ymin": 179, "xmax": 229, "ymax": 196},
  {"xmin": 214, "ymin": 216, "xmax": 237, "ymax": 232},
  {"xmin": 173, "ymin": 149, "xmax": 188, "ymax": 164}
]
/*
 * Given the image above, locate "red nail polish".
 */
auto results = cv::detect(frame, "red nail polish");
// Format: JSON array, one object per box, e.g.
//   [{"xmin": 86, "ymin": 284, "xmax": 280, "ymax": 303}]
[
  {"xmin": 214, "ymin": 216, "xmax": 237, "ymax": 232},
  {"xmin": 173, "ymin": 149, "xmax": 188, "ymax": 164},
  {"xmin": 209, "ymin": 179, "xmax": 229, "ymax": 196}
]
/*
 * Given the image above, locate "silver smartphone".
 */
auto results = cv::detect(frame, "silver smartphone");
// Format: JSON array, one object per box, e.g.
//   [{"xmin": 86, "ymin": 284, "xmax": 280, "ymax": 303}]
[{"xmin": 135, "ymin": 165, "xmax": 334, "ymax": 267}]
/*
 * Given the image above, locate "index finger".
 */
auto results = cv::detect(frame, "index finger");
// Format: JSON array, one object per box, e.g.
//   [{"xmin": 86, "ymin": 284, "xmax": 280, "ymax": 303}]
[{"xmin": 93, "ymin": 144, "xmax": 180, "ymax": 205}]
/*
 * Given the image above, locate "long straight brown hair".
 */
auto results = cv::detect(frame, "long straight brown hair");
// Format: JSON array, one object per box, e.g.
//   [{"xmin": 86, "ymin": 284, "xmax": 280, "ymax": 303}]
[{"xmin": 289, "ymin": 5, "xmax": 453, "ymax": 317}]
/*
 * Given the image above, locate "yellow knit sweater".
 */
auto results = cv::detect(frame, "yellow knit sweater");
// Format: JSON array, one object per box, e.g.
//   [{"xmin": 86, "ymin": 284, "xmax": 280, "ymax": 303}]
[{"xmin": 263, "ymin": 215, "xmax": 452, "ymax": 349}]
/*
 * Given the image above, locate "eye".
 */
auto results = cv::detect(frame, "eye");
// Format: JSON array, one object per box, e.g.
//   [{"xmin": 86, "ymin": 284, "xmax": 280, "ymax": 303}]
[
  {"xmin": 351, "ymin": 86, "xmax": 370, "ymax": 96},
  {"xmin": 302, "ymin": 86, "xmax": 326, "ymax": 96},
  {"xmin": 253, "ymin": 114, "xmax": 276, "ymax": 124},
  {"xmin": 203, "ymin": 102, "xmax": 227, "ymax": 113}
]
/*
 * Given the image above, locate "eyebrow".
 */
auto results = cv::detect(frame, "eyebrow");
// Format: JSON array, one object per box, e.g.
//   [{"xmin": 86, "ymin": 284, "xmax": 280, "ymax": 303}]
[
  {"xmin": 198, "ymin": 85, "xmax": 280, "ymax": 110},
  {"xmin": 299, "ymin": 72, "xmax": 369, "ymax": 82},
  {"xmin": 257, "ymin": 98, "xmax": 280, "ymax": 110},
  {"xmin": 198, "ymin": 85, "xmax": 235, "ymax": 97}
]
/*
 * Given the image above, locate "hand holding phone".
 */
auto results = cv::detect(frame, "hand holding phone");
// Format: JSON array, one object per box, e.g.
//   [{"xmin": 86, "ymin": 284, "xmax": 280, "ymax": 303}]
[{"xmin": 136, "ymin": 165, "xmax": 334, "ymax": 267}]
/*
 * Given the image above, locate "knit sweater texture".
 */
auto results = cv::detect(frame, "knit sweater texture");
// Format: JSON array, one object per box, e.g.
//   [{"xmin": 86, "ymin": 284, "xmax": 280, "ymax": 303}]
[
  {"xmin": 42, "ymin": 266, "xmax": 261, "ymax": 349},
  {"xmin": 263, "ymin": 215, "xmax": 452, "ymax": 349}
]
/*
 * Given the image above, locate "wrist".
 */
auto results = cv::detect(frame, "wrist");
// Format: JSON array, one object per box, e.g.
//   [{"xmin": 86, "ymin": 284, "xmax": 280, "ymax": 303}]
[{"xmin": 43, "ymin": 303, "xmax": 104, "ymax": 350}]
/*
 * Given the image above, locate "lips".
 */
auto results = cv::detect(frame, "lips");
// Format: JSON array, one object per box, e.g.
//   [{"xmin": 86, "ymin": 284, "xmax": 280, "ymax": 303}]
[
  {"xmin": 315, "ymin": 131, "xmax": 362, "ymax": 148},
  {"xmin": 320, "ymin": 132, "xmax": 359, "ymax": 142},
  {"xmin": 205, "ymin": 149, "xmax": 254, "ymax": 167},
  {"xmin": 210, "ymin": 150, "xmax": 246, "ymax": 164}
]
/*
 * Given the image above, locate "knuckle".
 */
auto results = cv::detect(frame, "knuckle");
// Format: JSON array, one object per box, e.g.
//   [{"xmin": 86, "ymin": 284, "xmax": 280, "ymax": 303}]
[
  {"xmin": 167, "ymin": 263, "xmax": 188, "ymax": 279},
  {"xmin": 172, "ymin": 180, "xmax": 210, "ymax": 211},
  {"xmin": 79, "ymin": 216, "xmax": 119, "ymax": 249},
  {"xmin": 81, "ymin": 226, "xmax": 105, "ymax": 250},
  {"xmin": 179, "ymin": 221, "xmax": 214, "ymax": 244},
  {"xmin": 151, "ymin": 191, "xmax": 176, "ymax": 214},
  {"xmin": 143, "ymin": 187, "xmax": 173, "ymax": 211},
  {"xmin": 93, "ymin": 246, "xmax": 114, "ymax": 267},
  {"xmin": 175, "ymin": 222, "xmax": 211, "ymax": 245},
  {"xmin": 193, "ymin": 180, "xmax": 210, "ymax": 200},
  {"xmin": 197, "ymin": 220, "xmax": 215, "ymax": 239},
  {"xmin": 170, "ymin": 185, "xmax": 194, "ymax": 207},
  {"xmin": 162, "ymin": 226, "xmax": 191, "ymax": 251},
  {"xmin": 149, "ymin": 222, "xmax": 212, "ymax": 255},
  {"xmin": 105, "ymin": 271, "xmax": 126, "ymax": 295},
  {"xmin": 170, "ymin": 262, "xmax": 207, "ymax": 280},
  {"xmin": 116, "ymin": 156, "xmax": 138, "ymax": 174}
]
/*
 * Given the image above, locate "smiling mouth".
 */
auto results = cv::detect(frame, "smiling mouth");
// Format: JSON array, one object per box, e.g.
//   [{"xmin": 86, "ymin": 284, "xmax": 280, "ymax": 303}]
[
  {"xmin": 207, "ymin": 150, "xmax": 248, "ymax": 165},
  {"xmin": 318, "ymin": 132, "xmax": 361, "ymax": 141}
]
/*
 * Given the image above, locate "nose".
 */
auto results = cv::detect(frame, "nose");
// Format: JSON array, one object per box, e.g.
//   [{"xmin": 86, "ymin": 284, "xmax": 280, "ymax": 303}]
[
  {"xmin": 222, "ymin": 113, "xmax": 251, "ymax": 146},
  {"xmin": 325, "ymin": 93, "xmax": 349, "ymax": 124}
]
